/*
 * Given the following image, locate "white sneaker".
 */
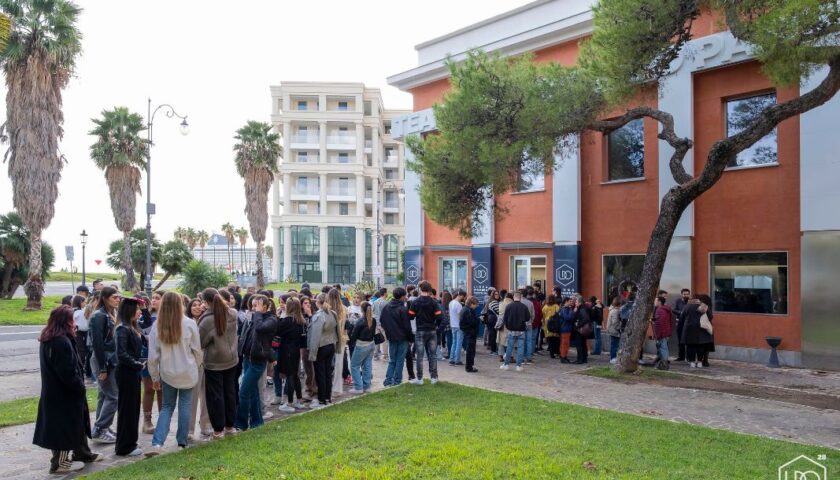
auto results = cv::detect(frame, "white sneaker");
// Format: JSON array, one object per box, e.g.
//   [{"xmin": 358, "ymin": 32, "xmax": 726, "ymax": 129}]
[
  {"xmin": 53, "ymin": 461, "xmax": 85, "ymax": 474},
  {"xmin": 430, "ymin": 378, "xmax": 438, "ymax": 385},
  {"xmin": 689, "ymin": 362, "xmax": 697, "ymax": 368},
  {"xmin": 350, "ymin": 389, "xmax": 364, "ymax": 394},
  {"xmin": 515, "ymin": 366, "xmax": 524, "ymax": 372},
  {"xmin": 270, "ymin": 396, "xmax": 283, "ymax": 405},
  {"xmin": 92, "ymin": 429, "xmax": 116, "ymax": 444},
  {"xmin": 292, "ymin": 401, "xmax": 306, "ymax": 409},
  {"xmin": 609, "ymin": 358, "xmax": 617, "ymax": 365},
  {"xmin": 144, "ymin": 445, "xmax": 163, "ymax": 458},
  {"xmin": 409, "ymin": 378, "xmax": 423, "ymax": 385},
  {"xmin": 500, "ymin": 364, "xmax": 509, "ymax": 370},
  {"xmin": 278, "ymin": 404, "xmax": 296, "ymax": 413},
  {"xmin": 308, "ymin": 400, "xmax": 323, "ymax": 409},
  {"xmin": 696, "ymin": 363, "xmax": 704, "ymax": 368},
  {"xmin": 127, "ymin": 447, "xmax": 143, "ymax": 457},
  {"xmin": 263, "ymin": 411, "xmax": 274, "ymax": 420}
]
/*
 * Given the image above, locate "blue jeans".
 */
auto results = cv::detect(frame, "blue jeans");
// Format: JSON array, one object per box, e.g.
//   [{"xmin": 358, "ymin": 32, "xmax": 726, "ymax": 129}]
[
  {"xmin": 610, "ymin": 335, "xmax": 621, "ymax": 360},
  {"xmin": 449, "ymin": 327, "xmax": 463, "ymax": 363},
  {"xmin": 384, "ymin": 341, "xmax": 409, "ymax": 386},
  {"xmin": 504, "ymin": 333, "xmax": 525, "ymax": 367},
  {"xmin": 444, "ymin": 329, "xmax": 452, "ymax": 357},
  {"xmin": 656, "ymin": 339, "xmax": 669, "ymax": 363},
  {"xmin": 234, "ymin": 359, "xmax": 265, "ymax": 430},
  {"xmin": 593, "ymin": 324, "xmax": 602, "ymax": 355},
  {"xmin": 350, "ymin": 342, "xmax": 375, "ymax": 391},
  {"xmin": 152, "ymin": 381, "xmax": 193, "ymax": 447},
  {"xmin": 524, "ymin": 328, "xmax": 535, "ymax": 360}
]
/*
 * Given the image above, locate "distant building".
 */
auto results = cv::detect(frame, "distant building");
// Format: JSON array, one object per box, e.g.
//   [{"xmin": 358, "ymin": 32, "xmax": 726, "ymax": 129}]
[{"xmin": 192, "ymin": 233, "xmax": 271, "ymax": 276}]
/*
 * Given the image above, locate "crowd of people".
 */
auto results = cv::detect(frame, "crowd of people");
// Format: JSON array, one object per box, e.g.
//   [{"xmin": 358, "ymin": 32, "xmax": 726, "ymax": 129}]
[{"xmin": 34, "ymin": 277, "xmax": 715, "ymax": 474}]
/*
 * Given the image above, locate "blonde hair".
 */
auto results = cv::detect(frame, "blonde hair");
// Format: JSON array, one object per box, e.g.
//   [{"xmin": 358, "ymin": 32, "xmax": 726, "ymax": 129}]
[
  {"xmin": 157, "ymin": 291, "xmax": 184, "ymax": 345},
  {"xmin": 315, "ymin": 293, "xmax": 332, "ymax": 315},
  {"xmin": 327, "ymin": 288, "xmax": 346, "ymax": 322}
]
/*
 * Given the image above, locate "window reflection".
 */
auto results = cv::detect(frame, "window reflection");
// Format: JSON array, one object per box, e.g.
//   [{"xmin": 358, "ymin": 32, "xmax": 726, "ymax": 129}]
[
  {"xmin": 726, "ymin": 93, "xmax": 778, "ymax": 168},
  {"xmin": 607, "ymin": 118, "xmax": 645, "ymax": 181},
  {"xmin": 711, "ymin": 252, "xmax": 788, "ymax": 314}
]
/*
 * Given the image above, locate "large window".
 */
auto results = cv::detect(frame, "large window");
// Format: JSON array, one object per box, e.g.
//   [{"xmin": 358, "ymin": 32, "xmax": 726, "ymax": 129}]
[
  {"xmin": 365, "ymin": 229, "xmax": 372, "ymax": 273},
  {"xmin": 517, "ymin": 163, "xmax": 545, "ymax": 192},
  {"xmin": 328, "ymin": 227, "xmax": 355, "ymax": 284},
  {"xmin": 603, "ymin": 254, "xmax": 646, "ymax": 304},
  {"xmin": 383, "ymin": 235, "xmax": 399, "ymax": 284},
  {"xmin": 711, "ymin": 252, "xmax": 788, "ymax": 314},
  {"xmin": 338, "ymin": 101, "xmax": 349, "ymax": 111},
  {"xmin": 338, "ymin": 152, "xmax": 349, "ymax": 164},
  {"xmin": 291, "ymin": 226, "xmax": 320, "ymax": 282},
  {"xmin": 339, "ymin": 202, "xmax": 349, "ymax": 216},
  {"xmin": 277, "ymin": 228, "xmax": 284, "ymax": 280},
  {"xmin": 297, "ymin": 100, "xmax": 307, "ymax": 111},
  {"xmin": 510, "ymin": 256, "xmax": 546, "ymax": 290},
  {"xmin": 607, "ymin": 118, "xmax": 645, "ymax": 181},
  {"xmin": 726, "ymin": 93, "xmax": 777, "ymax": 168},
  {"xmin": 440, "ymin": 257, "xmax": 468, "ymax": 293}
]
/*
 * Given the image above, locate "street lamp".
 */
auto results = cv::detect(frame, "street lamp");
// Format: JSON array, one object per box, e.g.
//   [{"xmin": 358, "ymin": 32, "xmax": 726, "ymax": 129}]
[
  {"xmin": 375, "ymin": 181, "xmax": 405, "ymax": 288},
  {"xmin": 145, "ymin": 98, "xmax": 189, "ymax": 295},
  {"xmin": 80, "ymin": 230, "xmax": 88, "ymax": 286}
]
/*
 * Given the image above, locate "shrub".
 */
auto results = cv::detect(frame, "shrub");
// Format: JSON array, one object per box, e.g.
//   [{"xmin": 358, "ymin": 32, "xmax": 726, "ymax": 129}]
[{"xmin": 178, "ymin": 260, "xmax": 231, "ymax": 298}]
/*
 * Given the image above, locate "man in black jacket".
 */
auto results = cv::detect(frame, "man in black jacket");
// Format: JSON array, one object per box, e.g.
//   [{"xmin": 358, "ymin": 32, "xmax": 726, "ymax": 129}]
[
  {"xmin": 408, "ymin": 281, "xmax": 444, "ymax": 384},
  {"xmin": 380, "ymin": 288, "xmax": 413, "ymax": 386},
  {"xmin": 501, "ymin": 292, "xmax": 530, "ymax": 371}
]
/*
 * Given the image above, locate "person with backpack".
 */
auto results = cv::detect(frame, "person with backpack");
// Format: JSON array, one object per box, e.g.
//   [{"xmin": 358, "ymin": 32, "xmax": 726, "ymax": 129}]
[
  {"xmin": 573, "ymin": 296, "xmax": 593, "ymax": 364},
  {"xmin": 542, "ymin": 294, "xmax": 561, "ymax": 358},
  {"xmin": 88, "ymin": 286, "xmax": 121, "ymax": 444},
  {"xmin": 652, "ymin": 296, "xmax": 674, "ymax": 369},
  {"xmin": 558, "ymin": 298, "xmax": 576, "ymax": 363},
  {"xmin": 235, "ymin": 294, "xmax": 277, "ymax": 430}
]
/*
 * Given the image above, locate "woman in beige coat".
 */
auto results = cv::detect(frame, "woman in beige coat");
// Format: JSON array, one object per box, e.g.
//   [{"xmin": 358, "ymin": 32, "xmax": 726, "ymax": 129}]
[{"xmin": 496, "ymin": 292, "xmax": 513, "ymax": 362}]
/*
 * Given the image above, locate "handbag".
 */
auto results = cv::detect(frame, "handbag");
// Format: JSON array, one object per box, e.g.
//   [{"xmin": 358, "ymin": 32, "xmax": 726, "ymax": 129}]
[
  {"xmin": 374, "ymin": 332, "xmax": 385, "ymax": 345},
  {"xmin": 578, "ymin": 322, "xmax": 593, "ymax": 338},
  {"xmin": 699, "ymin": 313, "xmax": 713, "ymax": 334}
]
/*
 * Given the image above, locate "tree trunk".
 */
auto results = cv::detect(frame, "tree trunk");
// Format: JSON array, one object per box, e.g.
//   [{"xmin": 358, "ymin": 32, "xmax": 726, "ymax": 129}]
[
  {"xmin": 122, "ymin": 230, "xmax": 137, "ymax": 292},
  {"xmin": 23, "ymin": 229, "xmax": 43, "ymax": 310},
  {"xmin": 227, "ymin": 242, "xmax": 232, "ymax": 272},
  {"xmin": 1, "ymin": 264, "xmax": 14, "ymax": 298},
  {"xmin": 255, "ymin": 241, "xmax": 265, "ymax": 288},
  {"xmin": 153, "ymin": 272, "xmax": 171, "ymax": 291}
]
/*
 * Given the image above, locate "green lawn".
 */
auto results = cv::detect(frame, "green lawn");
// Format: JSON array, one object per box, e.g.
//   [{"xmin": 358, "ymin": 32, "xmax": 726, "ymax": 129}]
[
  {"xmin": 579, "ymin": 365, "xmax": 682, "ymax": 380},
  {"xmin": 262, "ymin": 281, "xmax": 302, "ymax": 292},
  {"xmin": 0, "ymin": 388, "xmax": 97, "ymax": 428},
  {"xmin": 47, "ymin": 271, "xmax": 164, "ymax": 282},
  {"xmin": 0, "ymin": 296, "xmax": 63, "ymax": 325},
  {"xmin": 88, "ymin": 383, "xmax": 838, "ymax": 480}
]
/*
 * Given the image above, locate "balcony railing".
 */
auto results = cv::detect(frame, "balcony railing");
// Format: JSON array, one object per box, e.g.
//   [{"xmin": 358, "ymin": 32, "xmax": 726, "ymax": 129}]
[
  {"xmin": 327, "ymin": 188, "xmax": 356, "ymax": 197},
  {"xmin": 327, "ymin": 156, "xmax": 359, "ymax": 164},
  {"xmin": 291, "ymin": 154, "xmax": 319, "ymax": 164},
  {"xmin": 384, "ymin": 154, "xmax": 399, "ymax": 165},
  {"xmin": 384, "ymin": 200, "xmax": 399, "ymax": 209},
  {"xmin": 364, "ymin": 139, "xmax": 372, "ymax": 148},
  {"xmin": 293, "ymin": 185, "xmax": 320, "ymax": 196},
  {"xmin": 327, "ymin": 135, "xmax": 356, "ymax": 145},
  {"xmin": 291, "ymin": 133, "xmax": 320, "ymax": 143}
]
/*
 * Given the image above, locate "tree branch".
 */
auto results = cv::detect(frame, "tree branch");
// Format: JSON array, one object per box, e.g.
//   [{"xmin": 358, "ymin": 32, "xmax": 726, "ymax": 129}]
[{"xmin": 586, "ymin": 106, "xmax": 694, "ymax": 184}]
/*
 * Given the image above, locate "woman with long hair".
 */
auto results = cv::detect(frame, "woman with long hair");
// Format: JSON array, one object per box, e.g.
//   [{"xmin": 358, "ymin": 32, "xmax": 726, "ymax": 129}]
[
  {"xmin": 146, "ymin": 292, "xmax": 202, "ymax": 455},
  {"xmin": 140, "ymin": 290, "xmax": 165, "ymax": 434},
  {"xmin": 541, "ymin": 294, "xmax": 561, "ymax": 358},
  {"xmin": 114, "ymin": 298, "xmax": 145, "ymax": 456},
  {"xmin": 439, "ymin": 291, "xmax": 452, "ymax": 360},
  {"xmin": 327, "ymin": 288, "xmax": 349, "ymax": 394},
  {"xmin": 300, "ymin": 295, "xmax": 317, "ymax": 401},
  {"xmin": 198, "ymin": 288, "xmax": 239, "ymax": 439},
  {"xmin": 307, "ymin": 293, "xmax": 340, "ymax": 409},
  {"xmin": 88, "ymin": 286, "xmax": 121, "ymax": 444},
  {"xmin": 276, "ymin": 297, "xmax": 306, "ymax": 412},
  {"xmin": 33, "ymin": 306, "xmax": 101, "ymax": 474},
  {"xmin": 234, "ymin": 294, "xmax": 277, "ymax": 430},
  {"xmin": 186, "ymin": 298, "xmax": 212, "ymax": 440},
  {"xmin": 70, "ymin": 295, "xmax": 91, "ymax": 384},
  {"xmin": 349, "ymin": 301, "xmax": 377, "ymax": 393}
]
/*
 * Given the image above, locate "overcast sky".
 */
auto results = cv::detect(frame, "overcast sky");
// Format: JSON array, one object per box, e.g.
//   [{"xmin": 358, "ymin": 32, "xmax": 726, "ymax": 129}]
[{"xmin": 0, "ymin": 0, "xmax": 531, "ymax": 272}]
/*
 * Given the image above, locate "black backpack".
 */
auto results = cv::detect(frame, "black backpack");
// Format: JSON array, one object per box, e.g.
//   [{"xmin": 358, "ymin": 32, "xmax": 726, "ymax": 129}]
[{"xmin": 547, "ymin": 312, "xmax": 562, "ymax": 334}]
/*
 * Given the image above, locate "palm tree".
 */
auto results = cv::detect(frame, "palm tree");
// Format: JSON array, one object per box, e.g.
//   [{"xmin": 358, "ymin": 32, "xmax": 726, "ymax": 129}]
[
  {"xmin": 221, "ymin": 223, "xmax": 235, "ymax": 272},
  {"xmin": 184, "ymin": 227, "xmax": 199, "ymax": 256},
  {"xmin": 173, "ymin": 227, "xmax": 187, "ymax": 243},
  {"xmin": 233, "ymin": 121, "xmax": 281, "ymax": 288},
  {"xmin": 0, "ymin": 1, "xmax": 82, "ymax": 309},
  {"xmin": 89, "ymin": 107, "xmax": 149, "ymax": 292},
  {"xmin": 235, "ymin": 227, "xmax": 249, "ymax": 272},
  {"xmin": 197, "ymin": 230, "xmax": 209, "ymax": 261}
]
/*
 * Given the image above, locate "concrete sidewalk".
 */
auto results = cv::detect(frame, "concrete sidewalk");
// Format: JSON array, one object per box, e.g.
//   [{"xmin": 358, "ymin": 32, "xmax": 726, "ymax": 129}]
[{"xmin": 3, "ymin": 349, "xmax": 838, "ymax": 479}]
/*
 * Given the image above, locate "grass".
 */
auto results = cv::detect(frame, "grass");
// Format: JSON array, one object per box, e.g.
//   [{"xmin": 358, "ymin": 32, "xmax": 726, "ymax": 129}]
[
  {"xmin": 88, "ymin": 383, "xmax": 839, "ymax": 480},
  {"xmin": 47, "ymin": 271, "xmax": 122, "ymax": 282},
  {"xmin": 0, "ymin": 296, "xmax": 63, "ymax": 325},
  {"xmin": 262, "ymin": 281, "xmax": 302, "ymax": 292},
  {"xmin": 578, "ymin": 365, "xmax": 683, "ymax": 380},
  {"xmin": 0, "ymin": 388, "xmax": 98, "ymax": 428}
]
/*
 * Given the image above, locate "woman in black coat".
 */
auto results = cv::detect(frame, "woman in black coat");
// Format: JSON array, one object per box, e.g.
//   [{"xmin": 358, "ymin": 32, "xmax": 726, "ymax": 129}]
[
  {"xmin": 573, "ymin": 297, "xmax": 593, "ymax": 364},
  {"xmin": 114, "ymin": 299, "xmax": 146, "ymax": 456},
  {"xmin": 33, "ymin": 305, "xmax": 101, "ymax": 474},
  {"xmin": 459, "ymin": 297, "xmax": 481, "ymax": 373},
  {"xmin": 680, "ymin": 294, "xmax": 714, "ymax": 368}
]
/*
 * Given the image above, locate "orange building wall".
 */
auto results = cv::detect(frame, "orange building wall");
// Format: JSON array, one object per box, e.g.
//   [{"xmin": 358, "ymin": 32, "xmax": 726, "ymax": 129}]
[{"xmin": 692, "ymin": 61, "xmax": 801, "ymax": 351}]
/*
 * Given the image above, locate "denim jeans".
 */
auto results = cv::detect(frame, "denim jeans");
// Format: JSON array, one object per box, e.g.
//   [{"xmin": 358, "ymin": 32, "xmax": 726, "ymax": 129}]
[
  {"xmin": 524, "ymin": 327, "xmax": 534, "ymax": 360},
  {"xmin": 593, "ymin": 323, "xmax": 603, "ymax": 355},
  {"xmin": 449, "ymin": 328, "xmax": 464, "ymax": 363},
  {"xmin": 350, "ymin": 342, "xmax": 375, "ymax": 391},
  {"xmin": 414, "ymin": 330, "xmax": 438, "ymax": 380},
  {"xmin": 610, "ymin": 335, "xmax": 621, "ymax": 360},
  {"xmin": 152, "ymin": 381, "xmax": 194, "ymax": 447},
  {"xmin": 656, "ymin": 339, "xmax": 669, "ymax": 363},
  {"xmin": 504, "ymin": 333, "xmax": 525, "ymax": 367},
  {"xmin": 234, "ymin": 359, "xmax": 265, "ymax": 431},
  {"xmin": 384, "ymin": 340, "xmax": 409, "ymax": 386},
  {"xmin": 444, "ymin": 329, "xmax": 452, "ymax": 357},
  {"xmin": 90, "ymin": 356, "xmax": 118, "ymax": 432}
]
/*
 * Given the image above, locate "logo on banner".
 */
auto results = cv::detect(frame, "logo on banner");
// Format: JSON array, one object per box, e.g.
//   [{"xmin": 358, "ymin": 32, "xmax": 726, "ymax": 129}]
[
  {"xmin": 473, "ymin": 264, "xmax": 488, "ymax": 283},
  {"xmin": 406, "ymin": 264, "xmax": 420, "ymax": 283},
  {"xmin": 778, "ymin": 455, "xmax": 826, "ymax": 480},
  {"xmin": 555, "ymin": 264, "xmax": 575, "ymax": 287}
]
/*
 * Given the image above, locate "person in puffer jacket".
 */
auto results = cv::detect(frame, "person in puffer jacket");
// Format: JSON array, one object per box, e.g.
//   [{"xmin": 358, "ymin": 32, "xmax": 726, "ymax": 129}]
[
  {"xmin": 234, "ymin": 295, "xmax": 277, "ymax": 431},
  {"xmin": 652, "ymin": 296, "xmax": 674, "ymax": 369}
]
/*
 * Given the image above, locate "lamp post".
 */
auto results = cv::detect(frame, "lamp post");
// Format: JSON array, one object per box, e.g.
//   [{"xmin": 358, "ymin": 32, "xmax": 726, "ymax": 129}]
[
  {"xmin": 375, "ymin": 181, "xmax": 405, "ymax": 288},
  {"xmin": 80, "ymin": 230, "xmax": 88, "ymax": 286},
  {"xmin": 145, "ymin": 99, "xmax": 189, "ymax": 295}
]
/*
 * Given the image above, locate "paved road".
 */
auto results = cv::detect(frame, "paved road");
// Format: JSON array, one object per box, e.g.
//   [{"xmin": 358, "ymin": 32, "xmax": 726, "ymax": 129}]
[{"xmin": 12, "ymin": 280, "xmax": 180, "ymax": 298}]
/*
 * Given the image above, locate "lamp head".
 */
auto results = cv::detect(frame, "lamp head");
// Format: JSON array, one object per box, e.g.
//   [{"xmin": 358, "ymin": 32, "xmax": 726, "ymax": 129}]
[{"xmin": 179, "ymin": 118, "xmax": 190, "ymax": 136}]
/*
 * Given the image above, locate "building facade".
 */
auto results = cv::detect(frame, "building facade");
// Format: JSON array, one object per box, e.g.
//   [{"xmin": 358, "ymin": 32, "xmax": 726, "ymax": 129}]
[
  {"xmin": 387, "ymin": 0, "xmax": 840, "ymax": 369},
  {"xmin": 270, "ymin": 82, "xmax": 409, "ymax": 285}
]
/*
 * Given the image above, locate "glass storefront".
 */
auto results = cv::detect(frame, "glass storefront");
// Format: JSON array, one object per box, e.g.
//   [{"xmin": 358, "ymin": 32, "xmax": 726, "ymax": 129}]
[
  {"xmin": 291, "ymin": 226, "xmax": 320, "ymax": 282},
  {"xmin": 384, "ymin": 234, "xmax": 399, "ymax": 284},
  {"xmin": 441, "ymin": 257, "xmax": 468, "ymax": 293},
  {"xmin": 603, "ymin": 254, "xmax": 646, "ymax": 304},
  {"xmin": 711, "ymin": 252, "xmax": 788, "ymax": 314},
  {"xmin": 328, "ymin": 227, "xmax": 356, "ymax": 284}
]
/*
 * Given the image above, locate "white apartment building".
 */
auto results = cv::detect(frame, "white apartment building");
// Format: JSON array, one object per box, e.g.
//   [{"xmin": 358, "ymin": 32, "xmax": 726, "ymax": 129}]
[{"xmin": 270, "ymin": 82, "xmax": 409, "ymax": 285}]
